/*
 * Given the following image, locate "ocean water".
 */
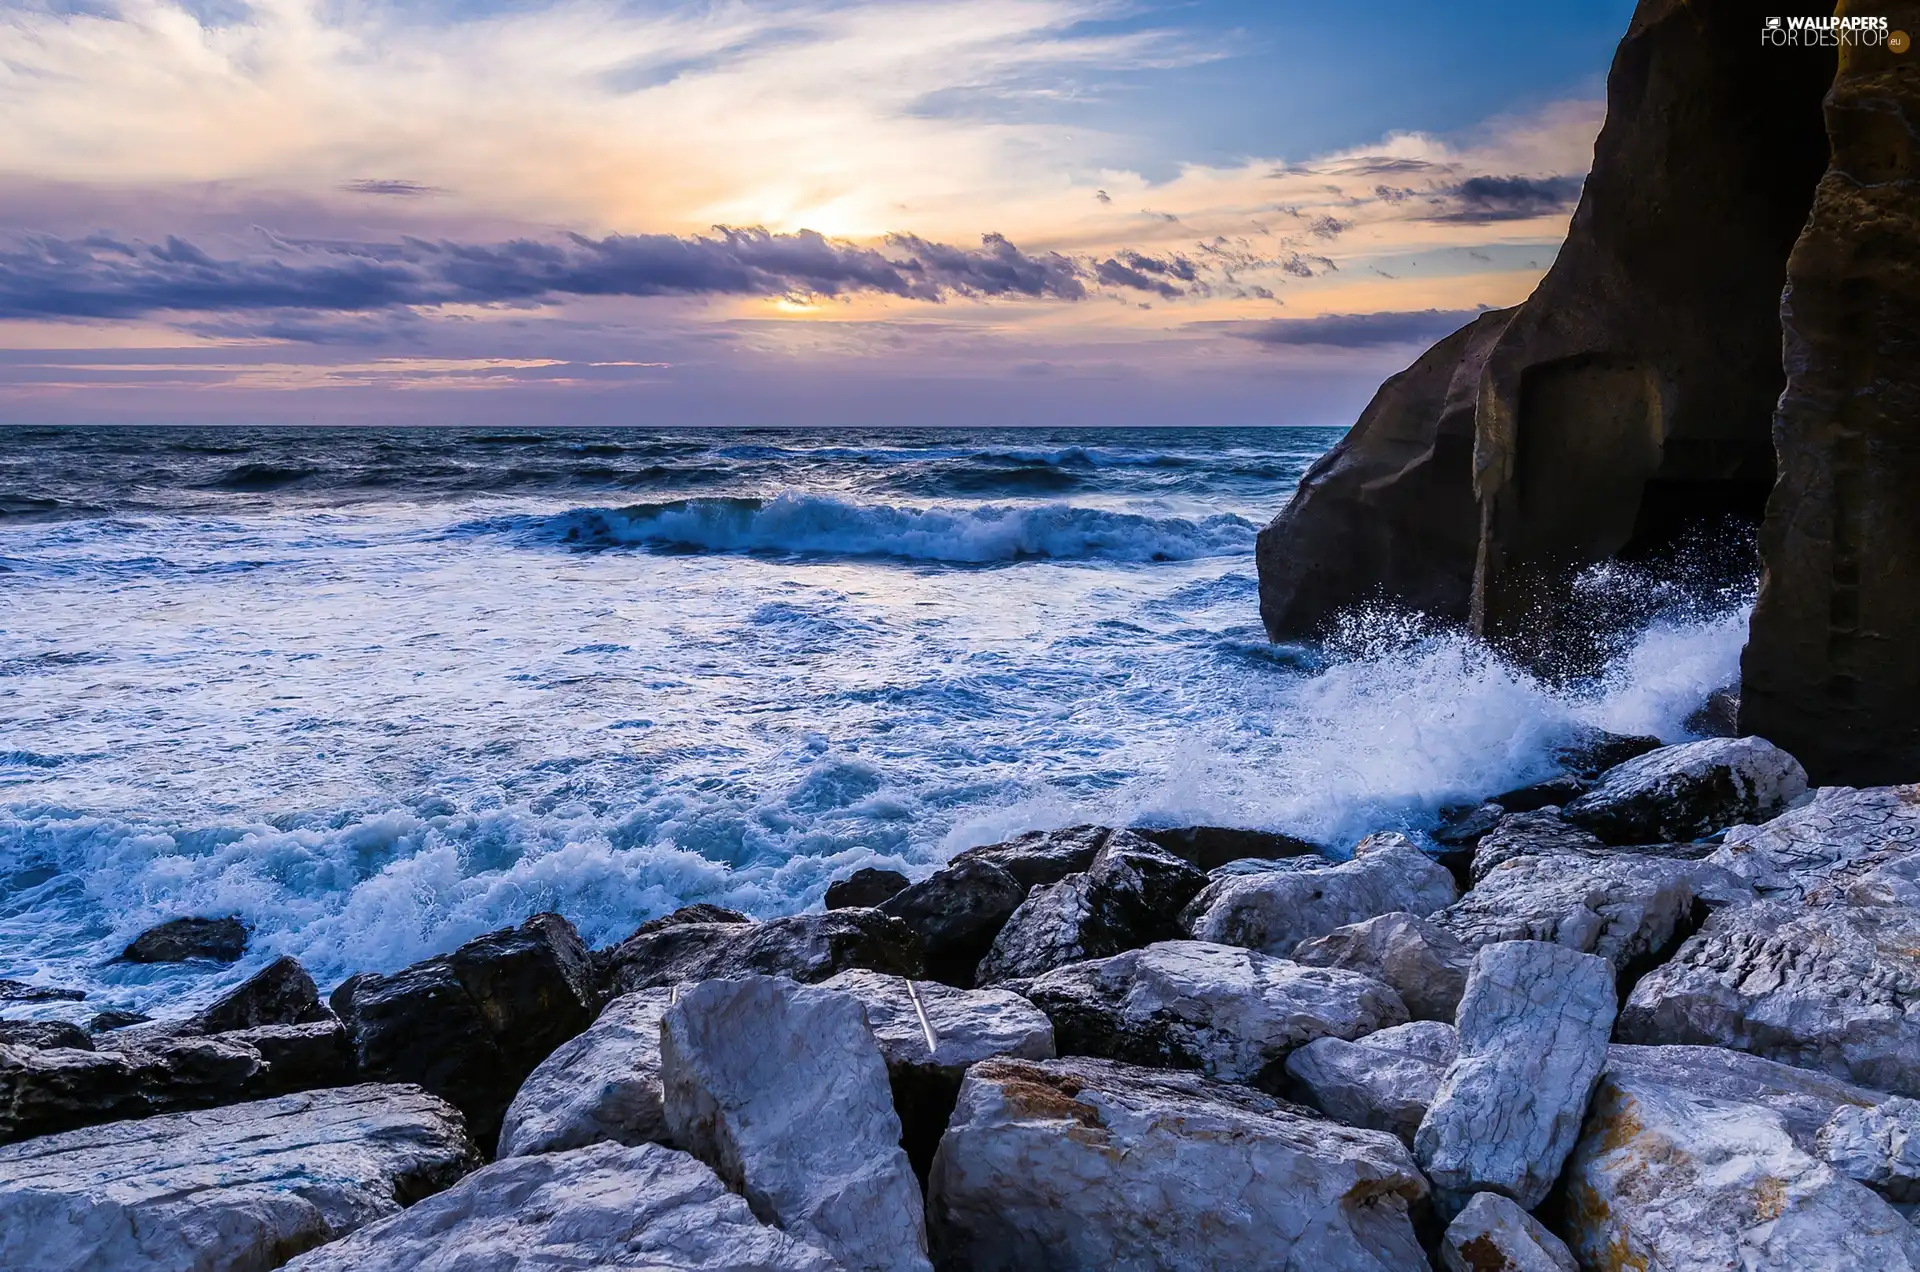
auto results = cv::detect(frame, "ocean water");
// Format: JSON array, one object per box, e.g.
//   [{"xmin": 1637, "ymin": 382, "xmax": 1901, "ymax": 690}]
[{"xmin": 0, "ymin": 425, "xmax": 1749, "ymax": 1021}]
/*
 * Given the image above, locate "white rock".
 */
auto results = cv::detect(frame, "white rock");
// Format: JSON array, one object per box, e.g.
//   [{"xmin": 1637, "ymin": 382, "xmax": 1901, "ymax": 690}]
[
  {"xmin": 1439, "ymin": 1192, "xmax": 1576, "ymax": 1272},
  {"xmin": 0, "ymin": 1084, "xmax": 477, "ymax": 1272},
  {"xmin": 497, "ymin": 989, "xmax": 671, "ymax": 1159},
  {"xmin": 819, "ymin": 970, "xmax": 1054, "ymax": 1075},
  {"xmin": 1561, "ymin": 735, "xmax": 1809, "ymax": 843},
  {"xmin": 661, "ymin": 975, "xmax": 930, "ymax": 1272},
  {"xmin": 1414, "ymin": 941, "xmax": 1615, "ymax": 1212},
  {"xmin": 1285, "ymin": 1020, "xmax": 1458, "ymax": 1144},
  {"xmin": 1562, "ymin": 1067, "xmax": 1920, "ymax": 1270},
  {"xmin": 1026, "ymin": 940, "xmax": 1407, "ymax": 1088},
  {"xmin": 284, "ymin": 1141, "xmax": 840, "ymax": 1271},
  {"xmin": 1710, "ymin": 783, "xmax": 1920, "ymax": 899},
  {"xmin": 1291, "ymin": 911, "xmax": 1473, "ymax": 1022},
  {"xmin": 1185, "ymin": 833, "xmax": 1457, "ymax": 956},
  {"xmin": 928, "ymin": 1056, "xmax": 1429, "ymax": 1271},
  {"xmin": 1604, "ymin": 1043, "xmax": 1889, "ymax": 1151},
  {"xmin": 1818, "ymin": 1097, "xmax": 1920, "ymax": 1203}
]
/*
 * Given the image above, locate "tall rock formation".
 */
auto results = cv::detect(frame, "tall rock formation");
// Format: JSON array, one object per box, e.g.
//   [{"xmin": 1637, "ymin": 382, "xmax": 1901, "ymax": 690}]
[{"xmin": 1742, "ymin": 3, "xmax": 1920, "ymax": 784}]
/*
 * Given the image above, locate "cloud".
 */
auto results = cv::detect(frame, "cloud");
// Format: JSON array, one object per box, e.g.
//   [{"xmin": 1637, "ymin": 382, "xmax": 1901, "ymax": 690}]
[
  {"xmin": 1210, "ymin": 308, "xmax": 1485, "ymax": 348},
  {"xmin": 1428, "ymin": 174, "xmax": 1584, "ymax": 224},
  {"xmin": 341, "ymin": 180, "xmax": 445, "ymax": 198}
]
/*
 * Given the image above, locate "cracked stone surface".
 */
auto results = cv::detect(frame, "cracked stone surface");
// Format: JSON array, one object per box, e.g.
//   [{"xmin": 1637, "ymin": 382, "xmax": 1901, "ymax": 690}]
[
  {"xmin": 497, "ymin": 989, "xmax": 671, "ymax": 1159},
  {"xmin": 1439, "ymin": 1192, "xmax": 1575, "ymax": 1272},
  {"xmin": 1560, "ymin": 736, "xmax": 1808, "ymax": 844},
  {"xmin": 661, "ymin": 975, "xmax": 929, "ymax": 1272},
  {"xmin": 1709, "ymin": 783, "xmax": 1920, "ymax": 899},
  {"xmin": 1817, "ymin": 1097, "xmax": 1920, "ymax": 1204},
  {"xmin": 1604, "ymin": 1043, "xmax": 1888, "ymax": 1152},
  {"xmin": 1290, "ymin": 912, "xmax": 1473, "ymax": 1022},
  {"xmin": 927, "ymin": 1056, "xmax": 1428, "ymax": 1271},
  {"xmin": 1285, "ymin": 1020, "xmax": 1457, "ymax": 1144},
  {"xmin": 1026, "ymin": 939, "xmax": 1407, "ymax": 1089},
  {"xmin": 1413, "ymin": 940, "xmax": 1615, "ymax": 1212},
  {"xmin": 285, "ymin": 1141, "xmax": 839, "ymax": 1272},
  {"xmin": 1184, "ymin": 833, "xmax": 1458, "ymax": 956}
]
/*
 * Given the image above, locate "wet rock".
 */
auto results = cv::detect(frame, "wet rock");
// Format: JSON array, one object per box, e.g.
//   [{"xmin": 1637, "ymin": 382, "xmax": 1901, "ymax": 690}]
[
  {"xmin": 1817, "ymin": 1097, "xmax": 1920, "ymax": 1204},
  {"xmin": 497, "ymin": 988, "xmax": 671, "ymax": 1160},
  {"xmin": 1708, "ymin": 782, "xmax": 1920, "ymax": 899},
  {"xmin": 1489, "ymin": 775, "xmax": 1588, "ymax": 814},
  {"xmin": 1433, "ymin": 802, "xmax": 1506, "ymax": 849},
  {"xmin": 1467, "ymin": 809, "xmax": 1607, "ymax": 882},
  {"xmin": 1284, "ymin": 1020, "xmax": 1458, "ymax": 1144},
  {"xmin": 879, "ymin": 858, "xmax": 1027, "ymax": 987},
  {"xmin": 1135, "ymin": 825, "xmax": 1324, "ymax": 870},
  {"xmin": 627, "ymin": 902, "xmax": 753, "ymax": 934},
  {"xmin": 0, "ymin": 980, "xmax": 84, "ymax": 1003},
  {"xmin": 225, "ymin": 1020, "xmax": 353, "ymax": 1093},
  {"xmin": 928, "ymin": 1055, "xmax": 1429, "ymax": 1271},
  {"xmin": 337, "ymin": 912, "xmax": 599, "ymax": 1149},
  {"xmin": 0, "ymin": 1020, "xmax": 92, "ymax": 1051},
  {"xmin": 1562, "ymin": 1065, "xmax": 1920, "ymax": 1270},
  {"xmin": 828, "ymin": 866, "xmax": 910, "ymax": 910},
  {"xmin": 1619, "ymin": 898, "xmax": 1920, "ymax": 1097},
  {"xmin": 822, "ymin": 968, "xmax": 1053, "ymax": 1180},
  {"xmin": 1414, "ymin": 941, "xmax": 1616, "ymax": 1212},
  {"xmin": 948, "ymin": 824, "xmax": 1110, "ymax": 889},
  {"xmin": 1027, "ymin": 939, "xmax": 1406, "ymax": 1090},
  {"xmin": 88, "ymin": 1009, "xmax": 148, "ymax": 1032},
  {"xmin": 0, "ymin": 1084, "xmax": 478, "ymax": 1272},
  {"xmin": 193, "ymin": 955, "xmax": 331, "ymax": 1033},
  {"xmin": 601, "ymin": 907, "xmax": 923, "ymax": 997},
  {"xmin": 0, "ymin": 1031, "xmax": 292, "ymax": 1143},
  {"xmin": 975, "ymin": 834, "xmax": 1205, "ymax": 985},
  {"xmin": 120, "ymin": 916, "xmax": 249, "ymax": 964},
  {"xmin": 1685, "ymin": 685, "xmax": 1742, "ymax": 738},
  {"xmin": 1440, "ymin": 1191, "xmax": 1576, "ymax": 1272},
  {"xmin": 1560, "ymin": 736, "xmax": 1809, "ymax": 844},
  {"xmin": 1291, "ymin": 911, "xmax": 1473, "ymax": 1022},
  {"xmin": 1551, "ymin": 729, "xmax": 1664, "ymax": 780},
  {"xmin": 283, "ymin": 1141, "xmax": 838, "ymax": 1272},
  {"xmin": 662, "ymin": 975, "xmax": 930, "ymax": 1272},
  {"xmin": 1184, "ymin": 831, "xmax": 1458, "ymax": 956},
  {"xmin": 1605, "ymin": 1043, "xmax": 1888, "ymax": 1152}
]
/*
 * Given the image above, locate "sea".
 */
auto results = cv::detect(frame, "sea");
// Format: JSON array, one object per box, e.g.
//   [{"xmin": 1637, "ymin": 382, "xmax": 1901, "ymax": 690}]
[{"xmin": 0, "ymin": 425, "xmax": 1750, "ymax": 1021}]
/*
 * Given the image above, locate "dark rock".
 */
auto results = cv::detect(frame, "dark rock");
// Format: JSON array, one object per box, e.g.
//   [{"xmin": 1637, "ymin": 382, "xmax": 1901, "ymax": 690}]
[
  {"xmin": 623, "ymin": 903, "xmax": 751, "ymax": 938},
  {"xmin": 120, "ymin": 916, "xmax": 249, "ymax": 964},
  {"xmin": 825, "ymin": 867, "xmax": 909, "ymax": 910},
  {"xmin": 948, "ymin": 824, "xmax": 1111, "ymax": 890},
  {"xmin": 974, "ymin": 833, "xmax": 1206, "ymax": 985},
  {"xmin": 1560, "ymin": 736, "xmax": 1808, "ymax": 844},
  {"xmin": 225, "ymin": 1020, "xmax": 352, "ymax": 1093},
  {"xmin": 0, "ymin": 979, "xmax": 85, "ymax": 1003},
  {"xmin": 0, "ymin": 1032, "xmax": 276, "ymax": 1144},
  {"xmin": 1470, "ymin": 809, "xmax": 1608, "ymax": 883},
  {"xmin": 600, "ymin": 908, "xmax": 923, "ymax": 997},
  {"xmin": 1740, "ymin": 25, "xmax": 1920, "ymax": 786},
  {"xmin": 336, "ymin": 912, "xmax": 598, "ymax": 1149},
  {"xmin": 1685, "ymin": 686, "xmax": 1741, "ymax": 739},
  {"xmin": 88, "ymin": 1010, "xmax": 148, "ymax": 1032},
  {"xmin": 192, "ymin": 956, "xmax": 331, "ymax": 1034},
  {"xmin": 1551, "ymin": 729, "xmax": 1665, "ymax": 780},
  {"xmin": 1134, "ymin": 825, "xmax": 1324, "ymax": 870},
  {"xmin": 0, "ymin": 1020, "xmax": 93, "ymax": 1051},
  {"xmin": 878, "ymin": 859, "xmax": 1027, "ymax": 987},
  {"xmin": 1490, "ymin": 775, "xmax": 1588, "ymax": 814},
  {"xmin": 1256, "ymin": 306, "xmax": 1516, "ymax": 638}
]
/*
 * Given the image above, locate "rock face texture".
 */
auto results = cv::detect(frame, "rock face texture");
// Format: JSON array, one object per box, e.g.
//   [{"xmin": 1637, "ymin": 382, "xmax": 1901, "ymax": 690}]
[
  {"xmin": 1741, "ymin": 11, "xmax": 1920, "ymax": 786},
  {"xmin": 1559, "ymin": 736, "xmax": 1809, "ymax": 843},
  {"xmin": 1290, "ymin": 911, "xmax": 1473, "ymax": 1021},
  {"xmin": 1709, "ymin": 782, "xmax": 1920, "ymax": 898},
  {"xmin": 827, "ymin": 867, "xmax": 909, "ymax": 910},
  {"xmin": 1817, "ymin": 1097, "xmax": 1920, "ymax": 1204},
  {"xmin": 1027, "ymin": 940, "xmax": 1406, "ymax": 1090},
  {"xmin": 1255, "ymin": 306, "xmax": 1515, "ymax": 639},
  {"xmin": 600, "ymin": 908, "xmax": 923, "ymax": 996},
  {"xmin": 1562, "ymin": 1066, "xmax": 1920, "ymax": 1271},
  {"xmin": 283, "ymin": 1141, "xmax": 839, "ymax": 1272},
  {"xmin": 927, "ymin": 1056, "xmax": 1429, "ymax": 1272},
  {"xmin": 0, "ymin": 1084, "xmax": 477, "ymax": 1272},
  {"xmin": 1604, "ymin": 1043, "xmax": 1887, "ymax": 1153},
  {"xmin": 1440, "ymin": 1192, "xmax": 1576, "ymax": 1272},
  {"xmin": 1414, "ymin": 941, "xmax": 1616, "ymax": 1212},
  {"xmin": 1184, "ymin": 833, "xmax": 1457, "ymax": 956},
  {"xmin": 193, "ymin": 957, "xmax": 332, "ymax": 1033},
  {"xmin": 661, "ymin": 976, "xmax": 931, "ymax": 1272},
  {"xmin": 496, "ymin": 988, "xmax": 672, "ymax": 1159},
  {"xmin": 878, "ymin": 859, "xmax": 1028, "ymax": 987},
  {"xmin": 1284, "ymin": 1020, "xmax": 1458, "ymax": 1145}
]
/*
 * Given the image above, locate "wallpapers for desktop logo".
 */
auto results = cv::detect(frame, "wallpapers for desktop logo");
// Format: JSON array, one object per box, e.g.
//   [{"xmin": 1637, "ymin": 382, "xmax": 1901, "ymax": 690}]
[{"xmin": 1762, "ymin": 14, "xmax": 1907, "ymax": 51}]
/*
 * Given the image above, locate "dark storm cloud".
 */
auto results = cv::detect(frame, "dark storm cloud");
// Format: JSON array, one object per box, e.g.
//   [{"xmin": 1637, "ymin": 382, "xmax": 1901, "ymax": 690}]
[
  {"xmin": 1212, "ymin": 308, "xmax": 1482, "ymax": 348},
  {"xmin": 1429, "ymin": 174, "xmax": 1583, "ymax": 223},
  {"xmin": 0, "ymin": 226, "xmax": 1128, "ymax": 322}
]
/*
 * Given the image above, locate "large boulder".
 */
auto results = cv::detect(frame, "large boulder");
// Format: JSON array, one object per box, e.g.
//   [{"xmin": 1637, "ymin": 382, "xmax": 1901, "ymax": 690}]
[
  {"xmin": 599, "ymin": 908, "xmax": 923, "ymax": 996},
  {"xmin": 1414, "ymin": 941, "xmax": 1616, "ymax": 1213},
  {"xmin": 661, "ymin": 975, "xmax": 931, "ymax": 1272},
  {"xmin": 820, "ymin": 969, "xmax": 1053, "ymax": 1179},
  {"xmin": 283, "ymin": 1141, "xmax": 837, "ymax": 1271},
  {"xmin": 0, "ymin": 1084, "xmax": 478, "ymax": 1272},
  {"xmin": 974, "ymin": 834, "xmax": 1204, "ymax": 986},
  {"xmin": 193, "ymin": 956, "xmax": 332, "ymax": 1033},
  {"xmin": 1708, "ymin": 782, "xmax": 1920, "ymax": 899},
  {"xmin": 1740, "ymin": 13, "xmax": 1920, "ymax": 787},
  {"xmin": 1284, "ymin": 1020, "xmax": 1458, "ymax": 1145},
  {"xmin": 1440, "ymin": 1192, "xmax": 1576, "ymax": 1272},
  {"xmin": 496, "ymin": 988, "xmax": 672, "ymax": 1160},
  {"xmin": 947, "ymin": 825, "xmax": 1109, "ymax": 889},
  {"xmin": 1290, "ymin": 911, "xmax": 1473, "ymax": 1021},
  {"xmin": 1559, "ymin": 736, "xmax": 1809, "ymax": 843},
  {"xmin": 1561, "ymin": 1065, "xmax": 1920, "ymax": 1269},
  {"xmin": 334, "ymin": 912, "xmax": 598, "ymax": 1149},
  {"xmin": 1135, "ymin": 825, "xmax": 1325, "ymax": 870},
  {"xmin": 1816, "ymin": 1097, "xmax": 1920, "ymax": 1205},
  {"xmin": 1184, "ymin": 833, "xmax": 1457, "ymax": 956},
  {"xmin": 0, "ymin": 1021, "xmax": 91, "ymax": 1050},
  {"xmin": 827, "ymin": 867, "xmax": 909, "ymax": 910},
  {"xmin": 120, "ymin": 916, "xmax": 249, "ymax": 964},
  {"xmin": 1026, "ymin": 939, "xmax": 1406, "ymax": 1090},
  {"xmin": 878, "ymin": 859, "xmax": 1027, "ymax": 987},
  {"xmin": 1255, "ymin": 306, "xmax": 1515, "ymax": 639},
  {"xmin": 927, "ymin": 1056, "xmax": 1429, "ymax": 1271},
  {"xmin": 1605, "ymin": 1043, "xmax": 1888, "ymax": 1153}
]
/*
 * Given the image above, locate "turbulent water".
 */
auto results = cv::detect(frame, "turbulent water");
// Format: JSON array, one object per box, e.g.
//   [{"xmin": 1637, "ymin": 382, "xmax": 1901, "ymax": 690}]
[{"xmin": 0, "ymin": 425, "xmax": 1749, "ymax": 1020}]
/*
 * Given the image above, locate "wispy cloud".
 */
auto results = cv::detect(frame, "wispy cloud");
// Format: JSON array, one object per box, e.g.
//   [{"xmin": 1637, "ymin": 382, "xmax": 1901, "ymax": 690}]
[{"xmin": 1203, "ymin": 308, "xmax": 1488, "ymax": 348}]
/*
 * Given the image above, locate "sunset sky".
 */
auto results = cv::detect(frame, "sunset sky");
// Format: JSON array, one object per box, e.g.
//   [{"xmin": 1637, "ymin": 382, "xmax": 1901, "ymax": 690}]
[{"xmin": 0, "ymin": 0, "xmax": 1636, "ymax": 426}]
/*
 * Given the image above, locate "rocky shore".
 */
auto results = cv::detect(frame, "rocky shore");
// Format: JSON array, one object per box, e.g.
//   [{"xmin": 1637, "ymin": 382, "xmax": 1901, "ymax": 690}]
[{"xmin": 4, "ymin": 731, "xmax": 1920, "ymax": 1268}]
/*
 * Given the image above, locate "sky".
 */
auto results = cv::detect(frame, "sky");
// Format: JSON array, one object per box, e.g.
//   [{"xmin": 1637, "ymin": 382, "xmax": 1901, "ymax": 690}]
[{"xmin": 0, "ymin": 0, "xmax": 1638, "ymax": 427}]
